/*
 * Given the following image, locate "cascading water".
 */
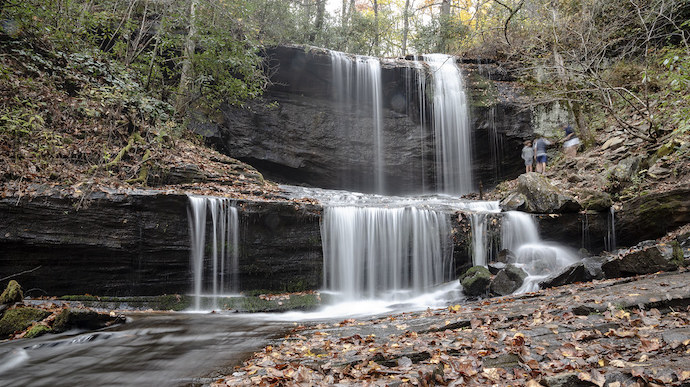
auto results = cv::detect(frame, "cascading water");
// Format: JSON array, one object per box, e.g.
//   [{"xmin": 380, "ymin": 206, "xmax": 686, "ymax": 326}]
[
  {"xmin": 321, "ymin": 205, "xmax": 453, "ymax": 301},
  {"xmin": 424, "ymin": 54, "xmax": 473, "ymax": 194},
  {"xmin": 331, "ymin": 51, "xmax": 385, "ymax": 193},
  {"xmin": 187, "ymin": 195, "xmax": 239, "ymax": 310},
  {"xmin": 606, "ymin": 206, "xmax": 617, "ymax": 251},
  {"xmin": 501, "ymin": 211, "xmax": 578, "ymax": 293}
]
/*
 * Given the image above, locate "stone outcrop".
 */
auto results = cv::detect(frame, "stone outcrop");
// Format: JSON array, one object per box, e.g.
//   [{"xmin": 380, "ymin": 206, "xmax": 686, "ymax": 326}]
[
  {"xmin": 540, "ymin": 256, "xmax": 606, "ymax": 288},
  {"xmin": 602, "ymin": 245, "xmax": 677, "ymax": 278},
  {"xmin": 501, "ymin": 173, "xmax": 581, "ymax": 213},
  {"xmin": 206, "ymin": 45, "xmax": 532, "ymax": 194},
  {"xmin": 0, "ymin": 187, "xmax": 323, "ymax": 296}
]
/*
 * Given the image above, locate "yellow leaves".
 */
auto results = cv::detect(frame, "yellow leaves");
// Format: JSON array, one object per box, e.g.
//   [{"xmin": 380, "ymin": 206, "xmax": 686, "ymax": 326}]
[
  {"xmin": 449, "ymin": 304, "xmax": 462, "ymax": 312},
  {"xmin": 605, "ymin": 328, "xmax": 637, "ymax": 338}
]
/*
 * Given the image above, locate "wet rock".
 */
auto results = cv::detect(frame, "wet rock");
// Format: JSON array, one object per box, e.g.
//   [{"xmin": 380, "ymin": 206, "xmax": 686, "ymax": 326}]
[
  {"xmin": 0, "ymin": 307, "xmax": 50, "ymax": 339},
  {"xmin": 495, "ymin": 249, "xmax": 516, "ymax": 264},
  {"xmin": 506, "ymin": 173, "xmax": 581, "ymax": 213},
  {"xmin": 602, "ymin": 245, "xmax": 677, "ymax": 278},
  {"xmin": 490, "ymin": 264, "xmax": 527, "ymax": 296},
  {"xmin": 459, "ymin": 266, "xmax": 491, "ymax": 297},
  {"xmin": 487, "ymin": 261, "xmax": 506, "ymax": 275},
  {"xmin": 53, "ymin": 308, "xmax": 119, "ymax": 333},
  {"xmin": 24, "ymin": 324, "xmax": 51, "ymax": 339},
  {"xmin": 540, "ymin": 256, "xmax": 606, "ymax": 288},
  {"xmin": 0, "ymin": 280, "xmax": 23, "ymax": 305}
]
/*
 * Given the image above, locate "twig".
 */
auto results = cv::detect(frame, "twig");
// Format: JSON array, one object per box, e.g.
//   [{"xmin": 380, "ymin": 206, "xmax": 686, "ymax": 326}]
[{"xmin": 1, "ymin": 266, "xmax": 42, "ymax": 282}]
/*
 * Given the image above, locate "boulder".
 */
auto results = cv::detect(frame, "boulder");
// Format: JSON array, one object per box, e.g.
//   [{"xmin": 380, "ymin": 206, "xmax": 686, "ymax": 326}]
[
  {"xmin": 602, "ymin": 245, "xmax": 677, "ymax": 278},
  {"xmin": 0, "ymin": 307, "xmax": 50, "ymax": 339},
  {"xmin": 503, "ymin": 173, "xmax": 581, "ymax": 213},
  {"xmin": 460, "ymin": 266, "xmax": 491, "ymax": 297},
  {"xmin": 499, "ymin": 192, "xmax": 527, "ymax": 211},
  {"xmin": 53, "ymin": 308, "xmax": 119, "ymax": 333},
  {"xmin": 490, "ymin": 264, "xmax": 528, "ymax": 295},
  {"xmin": 608, "ymin": 156, "xmax": 642, "ymax": 184},
  {"xmin": 487, "ymin": 261, "xmax": 506, "ymax": 275},
  {"xmin": 540, "ymin": 256, "xmax": 605, "ymax": 288},
  {"xmin": 0, "ymin": 280, "xmax": 23, "ymax": 305}
]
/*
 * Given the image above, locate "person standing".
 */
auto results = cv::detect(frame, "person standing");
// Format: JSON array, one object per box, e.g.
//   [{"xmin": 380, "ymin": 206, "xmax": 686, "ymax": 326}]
[
  {"xmin": 521, "ymin": 140, "xmax": 534, "ymax": 173},
  {"xmin": 562, "ymin": 124, "xmax": 580, "ymax": 157},
  {"xmin": 533, "ymin": 135, "xmax": 552, "ymax": 173}
]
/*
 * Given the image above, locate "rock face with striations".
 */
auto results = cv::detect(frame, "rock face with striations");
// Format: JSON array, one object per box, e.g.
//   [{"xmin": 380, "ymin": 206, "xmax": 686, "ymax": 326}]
[
  {"xmin": 501, "ymin": 173, "xmax": 581, "ymax": 213},
  {"xmin": 207, "ymin": 45, "xmax": 532, "ymax": 194}
]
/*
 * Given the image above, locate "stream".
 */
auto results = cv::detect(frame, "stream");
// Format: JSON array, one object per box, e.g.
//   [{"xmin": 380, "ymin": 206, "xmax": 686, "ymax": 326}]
[{"xmin": 0, "ymin": 312, "xmax": 288, "ymax": 387}]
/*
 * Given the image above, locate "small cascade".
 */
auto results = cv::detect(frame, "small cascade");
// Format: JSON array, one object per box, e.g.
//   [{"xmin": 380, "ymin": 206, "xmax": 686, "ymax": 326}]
[
  {"xmin": 321, "ymin": 205, "xmax": 453, "ymax": 301},
  {"xmin": 330, "ymin": 51, "xmax": 385, "ymax": 193},
  {"xmin": 470, "ymin": 213, "xmax": 489, "ymax": 267},
  {"xmin": 424, "ymin": 54, "xmax": 473, "ymax": 195},
  {"xmin": 187, "ymin": 196, "xmax": 239, "ymax": 310},
  {"xmin": 606, "ymin": 206, "xmax": 617, "ymax": 251},
  {"xmin": 501, "ymin": 211, "xmax": 578, "ymax": 293}
]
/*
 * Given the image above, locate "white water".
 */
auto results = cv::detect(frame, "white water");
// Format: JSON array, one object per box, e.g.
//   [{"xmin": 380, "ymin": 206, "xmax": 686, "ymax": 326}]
[
  {"xmin": 606, "ymin": 206, "xmax": 617, "ymax": 251},
  {"xmin": 331, "ymin": 51, "xmax": 385, "ymax": 193},
  {"xmin": 501, "ymin": 211, "xmax": 578, "ymax": 293},
  {"xmin": 321, "ymin": 206, "xmax": 453, "ymax": 301},
  {"xmin": 424, "ymin": 54, "xmax": 473, "ymax": 195},
  {"xmin": 187, "ymin": 196, "xmax": 239, "ymax": 310}
]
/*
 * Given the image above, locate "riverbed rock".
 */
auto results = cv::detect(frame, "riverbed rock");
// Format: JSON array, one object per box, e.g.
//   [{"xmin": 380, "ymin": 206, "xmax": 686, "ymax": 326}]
[
  {"xmin": 0, "ymin": 307, "xmax": 50, "ymax": 339},
  {"xmin": 602, "ymin": 245, "xmax": 677, "ymax": 278},
  {"xmin": 0, "ymin": 280, "xmax": 23, "ymax": 305},
  {"xmin": 52, "ymin": 308, "xmax": 118, "ymax": 332},
  {"xmin": 487, "ymin": 261, "xmax": 506, "ymax": 275},
  {"xmin": 540, "ymin": 256, "xmax": 606, "ymax": 288},
  {"xmin": 498, "ymin": 192, "xmax": 527, "ymax": 211},
  {"xmin": 489, "ymin": 264, "xmax": 527, "ymax": 296},
  {"xmin": 503, "ymin": 173, "xmax": 581, "ymax": 213},
  {"xmin": 460, "ymin": 266, "xmax": 491, "ymax": 297}
]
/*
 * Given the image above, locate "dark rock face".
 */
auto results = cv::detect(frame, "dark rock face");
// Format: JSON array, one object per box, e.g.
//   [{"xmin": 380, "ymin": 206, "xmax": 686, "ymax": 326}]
[
  {"xmin": 602, "ymin": 245, "xmax": 677, "ymax": 278},
  {"xmin": 616, "ymin": 187, "xmax": 690, "ymax": 247},
  {"xmin": 211, "ymin": 45, "xmax": 532, "ymax": 194},
  {"xmin": 0, "ymin": 189, "xmax": 324, "ymax": 296}
]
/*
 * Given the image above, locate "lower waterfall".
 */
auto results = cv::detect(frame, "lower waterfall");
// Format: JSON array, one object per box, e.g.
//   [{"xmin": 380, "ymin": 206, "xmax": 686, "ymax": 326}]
[
  {"xmin": 187, "ymin": 195, "xmax": 239, "ymax": 310},
  {"xmin": 321, "ymin": 205, "xmax": 453, "ymax": 301}
]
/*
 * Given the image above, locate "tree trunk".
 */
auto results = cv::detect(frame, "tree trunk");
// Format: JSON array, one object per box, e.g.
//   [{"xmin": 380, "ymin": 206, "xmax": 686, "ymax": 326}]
[
  {"xmin": 440, "ymin": 0, "xmax": 450, "ymax": 52},
  {"xmin": 373, "ymin": 0, "xmax": 379, "ymax": 56},
  {"xmin": 310, "ymin": 0, "xmax": 326, "ymax": 42},
  {"xmin": 402, "ymin": 0, "xmax": 411, "ymax": 55},
  {"xmin": 176, "ymin": 0, "xmax": 198, "ymax": 115}
]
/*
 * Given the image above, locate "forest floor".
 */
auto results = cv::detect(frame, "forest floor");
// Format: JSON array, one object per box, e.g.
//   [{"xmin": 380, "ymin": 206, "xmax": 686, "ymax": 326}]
[{"xmin": 215, "ymin": 269, "xmax": 690, "ymax": 386}]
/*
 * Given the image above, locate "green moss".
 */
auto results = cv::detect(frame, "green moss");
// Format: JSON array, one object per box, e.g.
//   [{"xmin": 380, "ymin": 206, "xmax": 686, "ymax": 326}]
[
  {"xmin": 0, "ymin": 280, "xmax": 23, "ymax": 304},
  {"xmin": 25, "ymin": 324, "xmax": 52, "ymax": 339},
  {"xmin": 0, "ymin": 308, "xmax": 51, "ymax": 338},
  {"xmin": 58, "ymin": 294, "xmax": 191, "ymax": 311},
  {"xmin": 460, "ymin": 266, "xmax": 491, "ymax": 297},
  {"xmin": 671, "ymin": 241, "xmax": 685, "ymax": 266}
]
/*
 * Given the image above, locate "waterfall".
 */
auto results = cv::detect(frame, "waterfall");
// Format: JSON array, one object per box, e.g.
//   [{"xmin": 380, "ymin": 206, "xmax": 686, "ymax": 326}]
[
  {"xmin": 606, "ymin": 206, "xmax": 617, "ymax": 251},
  {"xmin": 501, "ymin": 211, "xmax": 578, "ymax": 293},
  {"xmin": 331, "ymin": 51, "xmax": 385, "ymax": 194},
  {"xmin": 187, "ymin": 196, "xmax": 239, "ymax": 310},
  {"xmin": 424, "ymin": 54, "xmax": 473, "ymax": 195},
  {"xmin": 321, "ymin": 206, "xmax": 453, "ymax": 301}
]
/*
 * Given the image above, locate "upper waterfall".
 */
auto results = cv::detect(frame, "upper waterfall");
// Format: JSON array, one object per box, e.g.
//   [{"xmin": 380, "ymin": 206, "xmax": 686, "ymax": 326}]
[{"xmin": 424, "ymin": 54, "xmax": 474, "ymax": 195}]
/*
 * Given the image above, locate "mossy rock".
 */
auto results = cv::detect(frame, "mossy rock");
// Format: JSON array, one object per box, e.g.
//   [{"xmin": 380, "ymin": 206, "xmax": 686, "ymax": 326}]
[
  {"xmin": 53, "ymin": 308, "xmax": 117, "ymax": 333},
  {"xmin": 460, "ymin": 266, "xmax": 492, "ymax": 297},
  {"xmin": 0, "ymin": 308, "xmax": 51, "ymax": 339},
  {"xmin": 578, "ymin": 190, "xmax": 612, "ymax": 212},
  {"xmin": 0, "ymin": 280, "xmax": 23, "ymax": 305},
  {"xmin": 25, "ymin": 324, "xmax": 52, "ymax": 339}
]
